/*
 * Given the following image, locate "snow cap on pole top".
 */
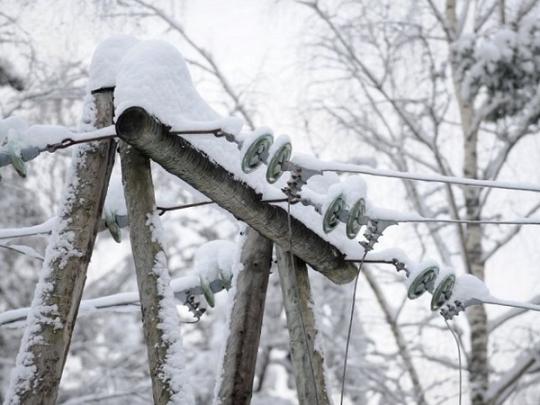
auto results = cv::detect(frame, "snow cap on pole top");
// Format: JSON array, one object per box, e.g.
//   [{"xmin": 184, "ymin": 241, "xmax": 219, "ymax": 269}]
[
  {"xmin": 88, "ymin": 35, "xmax": 139, "ymax": 93},
  {"xmin": 114, "ymin": 39, "xmax": 244, "ymax": 136}
]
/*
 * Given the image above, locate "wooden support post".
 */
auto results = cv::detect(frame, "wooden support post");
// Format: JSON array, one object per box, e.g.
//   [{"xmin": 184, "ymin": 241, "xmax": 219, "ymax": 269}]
[
  {"xmin": 5, "ymin": 91, "xmax": 116, "ymax": 404},
  {"xmin": 119, "ymin": 141, "xmax": 193, "ymax": 404},
  {"xmin": 276, "ymin": 247, "xmax": 330, "ymax": 405},
  {"xmin": 215, "ymin": 227, "xmax": 273, "ymax": 405},
  {"xmin": 115, "ymin": 107, "xmax": 358, "ymax": 285}
]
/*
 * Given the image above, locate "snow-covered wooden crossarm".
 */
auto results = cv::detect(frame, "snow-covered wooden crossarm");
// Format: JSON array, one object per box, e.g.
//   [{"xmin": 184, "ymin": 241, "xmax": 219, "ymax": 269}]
[{"xmin": 114, "ymin": 106, "xmax": 358, "ymax": 284}]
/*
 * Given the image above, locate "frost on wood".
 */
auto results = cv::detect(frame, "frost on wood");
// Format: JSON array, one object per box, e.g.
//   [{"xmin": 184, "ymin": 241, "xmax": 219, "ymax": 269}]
[
  {"xmin": 151, "ymin": 248, "xmax": 194, "ymax": 405},
  {"xmin": 4, "ymin": 88, "xmax": 116, "ymax": 403},
  {"xmin": 275, "ymin": 249, "xmax": 330, "ymax": 405},
  {"xmin": 88, "ymin": 35, "xmax": 138, "ymax": 92},
  {"xmin": 120, "ymin": 136, "xmax": 194, "ymax": 404}
]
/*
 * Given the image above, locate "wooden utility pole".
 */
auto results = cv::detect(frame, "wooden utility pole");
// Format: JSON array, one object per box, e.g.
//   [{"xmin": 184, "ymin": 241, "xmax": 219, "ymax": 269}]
[
  {"xmin": 276, "ymin": 248, "xmax": 330, "ymax": 405},
  {"xmin": 215, "ymin": 227, "xmax": 273, "ymax": 405},
  {"xmin": 115, "ymin": 107, "xmax": 358, "ymax": 285},
  {"xmin": 5, "ymin": 90, "xmax": 116, "ymax": 404},
  {"xmin": 119, "ymin": 141, "xmax": 193, "ymax": 404}
]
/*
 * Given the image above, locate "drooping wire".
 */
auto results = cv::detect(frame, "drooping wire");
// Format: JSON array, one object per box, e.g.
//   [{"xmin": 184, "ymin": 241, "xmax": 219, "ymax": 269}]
[
  {"xmin": 45, "ymin": 133, "xmax": 118, "ymax": 152},
  {"xmin": 157, "ymin": 198, "xmax": 288, "ymax": 216},
  {"xmin": 444, "ymin": 318, "xmax": 463, "ymax": 405},
  {"xmin": 157, "ymin": 197, "xmax": 540, "ymax": 225},
  {"xmin": 286, "ymin": 198, "xmax": 320, "ymax": 405},
  {"xmin": 339, "ymin": 249, "xmax": 368, "ymax": 405},
  {"xmin": 0, "ymin": 244, "xmax": 43, "ymax": 261}
]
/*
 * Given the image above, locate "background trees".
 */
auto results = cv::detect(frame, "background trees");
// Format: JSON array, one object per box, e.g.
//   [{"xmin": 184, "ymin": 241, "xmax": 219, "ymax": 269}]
[{"xmin": 1, "ymin": 0, "xmax": 540, "ymax": 404}]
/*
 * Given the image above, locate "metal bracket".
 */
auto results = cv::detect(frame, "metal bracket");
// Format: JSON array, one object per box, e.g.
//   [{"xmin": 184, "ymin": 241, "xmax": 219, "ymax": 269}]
[
  {"xmin": 360, "ymin": 219, "xmax": 397, "ymax": 252},
  {"xmin": 440, "ymin": 300, "xmax": 465, "ymax": 320}
]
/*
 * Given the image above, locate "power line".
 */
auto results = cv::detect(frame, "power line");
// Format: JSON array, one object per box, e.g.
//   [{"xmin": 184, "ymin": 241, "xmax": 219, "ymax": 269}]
[
  {"xmin": 389, "ymin": 217, "xmax": 540, "ymax": 226},
  {"xmin": 156, "ymin": 198, "xmax": 288, "ymax": 215},
  {"xmin": 319, "ymin": 164, "xmax": 540, "ymax": 193}
]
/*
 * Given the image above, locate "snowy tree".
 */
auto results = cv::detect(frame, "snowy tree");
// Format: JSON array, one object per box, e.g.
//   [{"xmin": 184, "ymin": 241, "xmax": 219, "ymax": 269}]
[{"xmin": 298, "ymin": 0, "xmax": 540, "ymax": 403}]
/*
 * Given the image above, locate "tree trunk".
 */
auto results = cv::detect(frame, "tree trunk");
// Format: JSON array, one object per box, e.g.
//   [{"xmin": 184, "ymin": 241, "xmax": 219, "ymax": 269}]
[
  {"xmin": 4, "ymin": 91, "xmax": 116, "ymax": 404},
  {"xmin": 445, "ymin": 1, "xmax": 489, "ymax": 403},
  {"xmin": 214, "ymin": 227, "xmax": 273, "ymax": 405},
  {"xmin": 276, "ymin": 248, "xmax": 330, "ymax": 405},
  {"xmin": 463, "ymin": 114, "xmax": 488, "ymax": 405},
  {"xmin": 119, "ymin": 141, "xmax": 193, "ymax": 404},
  {"xmin": 115, "ymin": 107, "xmax": 358, "ymax": 285}
]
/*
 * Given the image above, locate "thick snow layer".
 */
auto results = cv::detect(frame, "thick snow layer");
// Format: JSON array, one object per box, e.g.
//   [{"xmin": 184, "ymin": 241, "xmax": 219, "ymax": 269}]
[
  {"xmin": 88, "ymin": 35, "xmax": 139, "ymax": 92},
  {"xmin": 193, "ymin": 240, "xmax": 236, "ymax": 282},
  {"xmin": 450, "ymin": 274, "xmax": 540, "ymax": 312},
  {"xmin": 0, "ymin": 116, "xmax": 28, "ymax": 144},
  {"xmin": 450, "ymin": 274, "xmax": 491, "ymax": 306},
  {"xmin": 114, "ymin": 40, "xmax": 244, "ymax": 134},
  {"xmin": 103, "ymin": 172, "xmax": 127, "ymax": 217}
]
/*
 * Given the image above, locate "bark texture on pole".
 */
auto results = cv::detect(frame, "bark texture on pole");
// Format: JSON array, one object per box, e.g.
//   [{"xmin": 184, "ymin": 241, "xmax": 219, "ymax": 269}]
[
  {"xmin": 215, "ymin": 228, "xmax": 273, "ymax": 405},
  {"xmin": 276, "ymin": 247, "xmax": 330, "ymax": 405},
  {"xmin": 119, "ymin": 141, "xmax": 193, "ymax": 405},
  {"xmin": 5, "ymin": 91, "xmax": 116, "ymax": 405},
  {"xmin": 115, "ymin": 107, "xmax": 358, "ymax": 285}
]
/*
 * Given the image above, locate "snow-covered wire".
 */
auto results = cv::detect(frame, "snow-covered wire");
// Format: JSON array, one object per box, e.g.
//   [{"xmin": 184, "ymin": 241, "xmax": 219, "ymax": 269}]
[
  {"xmin": 393, "ymin": 217, "xmax": 540, "ymax": 225},
  {"xmin": 320, "ymin": 164, "xmax": 540, "ymax": 193},
  {"xmin": 0, "ymin": 217, "xmax": 56, "ymax": 240},
  {"xmin": 0, "ymin": 273, "xmax": 227, "ymax": 327},
  {"xmin": 0, "ymin": 126, "xmax": 117, "ymax": 169},
  {"xmin": 0, "ymin": 244, "xmax": 43, "ymax": 261},
  {"xmin": 291, "ymin": 155, "xmax": 540, "ymax": 193}
]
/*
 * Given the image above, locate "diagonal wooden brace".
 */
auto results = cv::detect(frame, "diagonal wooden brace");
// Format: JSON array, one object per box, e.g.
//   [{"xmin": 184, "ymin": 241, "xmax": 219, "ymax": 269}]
[{"xmin": 115, "ymin": 107, "xmax": 358, "ymax": 285}]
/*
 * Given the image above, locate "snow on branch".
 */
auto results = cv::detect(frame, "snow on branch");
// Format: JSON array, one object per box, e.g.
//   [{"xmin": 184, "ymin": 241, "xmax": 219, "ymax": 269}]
[{"xmin": 485, "ymin": 342, "xmax": 540, "ymax": 404}]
